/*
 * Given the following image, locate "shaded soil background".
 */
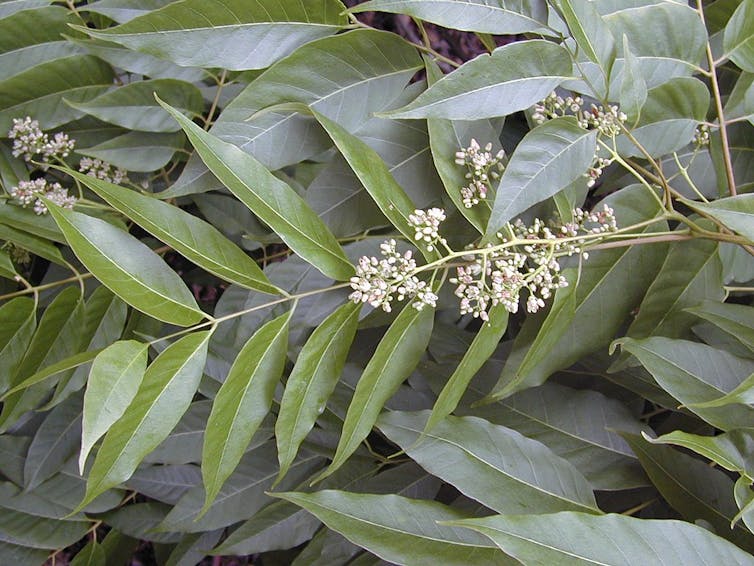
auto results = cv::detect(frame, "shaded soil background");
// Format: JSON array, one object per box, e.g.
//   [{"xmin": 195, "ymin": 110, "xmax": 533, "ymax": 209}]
[{"xmin": 46, "ymin": 3, "xmax": 515, "ymax": 565}]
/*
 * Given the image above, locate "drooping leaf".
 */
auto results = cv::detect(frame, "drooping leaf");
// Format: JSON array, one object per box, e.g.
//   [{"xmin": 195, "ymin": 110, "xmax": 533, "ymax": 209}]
[
  {"xmin": 79, "ymin": 340, "xmax": 149, "ymax": 473},
  {"xmin": 379, "ymin": 410, "xmax": 599, "ymax": 514},
  {"xmin": 79, "ymin": 0, "xmax": 174, "ymax": 23},
  {"xmin": 349, "ymin": 0, "xmax": 549, "ymax": 34},
  {"xmin": 46, "ymin": 203, "xmax": 205, "ymax": 327},
  {"xmin": 687, "ymin": 300, "xmax": 754, "ymax": 354},
  {"xmin": 70, "ymin": 540, "xmax": 106, "ymax": 566},
  {"xmin": 276, "ymin": 301, "xmax": 360, "ymax": 482},
  {"xmin": 125, "ymin": 464, "xmax": 202, "ymax": 505},
  {"xmin": 0, "ymin": 0, "xmax": 53, "ymax": 19},
  {"xmin": 274, "ymin": 490, "xmax": 509, "ymax": 566},
  {"xmin": 622, "ymin": 433, "xmax": 754, "ymax": 551},
  {"xmin": 76, "ymin": 131, "xmax": 185, "ymax": 172},
  {"xmin": 0, "ymin": 223, "xmax": 65, "ymax": 266},
  {"xmin": 618, "ymin": 336, "xmax": 754, "ymax": 430},
  {"xmin": 0, "ymin": 508, "xmax": 89, "ymax": 550},
  {"xmin": 1, "ymin": 349, "xmax": 102, "ymax": 399},
  {"xmin": 314, "ymin": 303, "xmax": 435, "ymax": 482},
  {"xmin": 619, "ymin": 35, "xmax": 647, "ymax": 125},
  {"xmin": 74, "ymin": 0, "xmax": 347, "ymax": 70},
  {"xmin": 485, "ymin": 117, "xmax": 598, "ymax": 238},
  {"xmin": 202, "ymin": 311, "xmax": 291, "ymax": 512},
  {"xmin": 0, "ymin": 297, "xmax": 36, "ymax": 394},
  {"xmin": 448, "ymin": 511, "xmax": 754, "ymax": 565},
  {"xmin": 66, "ymin": 168, "xmax": 281, "ymax": 295},
  {"xmin": 724, "ymin": 0, "xmax": 754, "ymax": 72},
  {"xmin": 65, "ymin": 79, "xmax": 203, "ymax": 133},
  {"xmin": 386, "ymin": 40, "xmax": 572, "ymax": 120},
  {"xmin": 680, "ymin": 194, "xmax": 754, "ymax": 244},
  {"xmin": 77, "ymin": 331, "xmax": 211, "ymax": 511},
  {"xmin": 158, "ymin": 98, "xmax": 354, "ymax": 281}
]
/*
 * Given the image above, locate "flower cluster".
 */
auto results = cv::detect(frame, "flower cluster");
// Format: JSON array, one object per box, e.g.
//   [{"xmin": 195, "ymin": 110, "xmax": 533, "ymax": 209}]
[
  {"xmin": 577, "ymin": 104, "xmax": 627, "ymax": 137},
  {"xmin": 455, "ymin": 139, "xmax": 505, "ymax": 208},
  {"xmin": 349, "ymin": 239, "xmax": 437, "ymax": 312},
  {"xmin": 2, "ymin": 242, "xmax": 30, "ymax": 265},
  {"xmin": 585, "ymin": 147, "xmax": 613, "ymax": 188},
  {"xmin": 8, "ymin": 117, "xmax": 75, "ymax": 164},
  {"xmin": 9, "ymin": 178, "xmax": 76, "ymax": 215},
  {"xmin": 694, "ymin": 124, "xmax": 710, "ymax": 148},
  {"xmin": 532, "ymin": 92, "xmax": 584, "ymax": 124},
  {"xmin": 409, "ymin": 207, "xmax": 446, "ymax": 252},
  {"xmin": 79, "ymin": 157, "xmax": 129, "ymax": 185},
  {"xmin": 451, "ymin": 206, "xmax": 618, "ymax": 319}
]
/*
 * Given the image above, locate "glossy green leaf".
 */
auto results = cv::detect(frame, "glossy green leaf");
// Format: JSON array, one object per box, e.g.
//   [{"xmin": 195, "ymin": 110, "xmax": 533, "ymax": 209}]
[
  {"xmin": 0, "ymin": 223, "xmax": 65, "ymax": 266},
  {"xmin": 79, "ymin": 340, "xmax": 148, "ymax": 473},
  {"xmin": 626, "ymin": 235, "xmax": 723, "ymax": 340},
  {"xmin": 379, "ymin": 410, "xmax": 599, "ymax": 514},
  {"xmin": 46, "ymin": 203, "xmax": 205, "ymax": 327},
  {"xmin": 314, "ymin": 303, "xmax": 434, "ymax": 482},
  {"xmin": 159, "ymin": 98, "xmax": 354, "ymax": 281},
  {"xmin": 619, "ymin": 35, "xmax": 647, "ymax": 125},
  {"xmin": 485, "ymin": 117, "xmax": 597, "ymax": 238},
  {"xmin": 349, "ymin": 0, "xmax": 549, "ymax": 34},
  {"xmin": 647, "ymin": 429, "xmax": 754, "ymax": 480},
  {"xmin": 202, "ymin": 311, "xmax": 291, "ymax": 512},
  {"xmin": 78, "ymin": 331, "xmax": 211, "ymax": 511},
  {"xmin": 688, "ymin": 371, "xmax": 754, "ymax": 408},
  {"xmin": 687, "ymin": 300, "xmax": 754, "ymax": 354},
  {"xmin": 0, "ymin": 508, "xmax": 89, "ymax": 550},
  {"xmin": 0, "ymin": 55, "xmax": 113, "ymax": 131},
  {"xmin": 276, "ymin": 301, "xmax": 360, "ymax": 482},
  {"xmin": 66, "ymin": 169, "xmax": 281, "ymax": 295},
  {"xmin": 0, "ymin": 297, "xmax": 36, "ymax": 395},
  {"xmin": 618, "ymin": 336, "xmax": 754, "ymax": 430},
  {"xmin": 77, "ymin": 131, "xmax": 184, "ymax": 172},
  {"xmin": 680, "ymin": 194, "xmax": 754, "ymax": 243},
  {"xmin": 1, "ymin": 349, "xmax": 101, "ymax": 399},
  {"xmin": 724, "ymin": 0, "xmax": 754, "ymax": 72},
  {"xmin": 310, "ymin": 108, "xmax": 438, "ymax": 262},
  {"xmin": 66, "ymin": 79, "xmax": 203, "ymax": 133},
  {"xmin": 0, "ymin": 0, "xmax": 53, "ymax": 18},
  {"xmin": 0, "ymin": 250, "xmax": 15, "ymax": 279},
  {"xmin": 166, "ymin": 28, "xmax": 422, "ymax": 196},
  {"xmin": 75, "ymin": 0, "xmax": 347, "ymax": 70},
  {"xmin": 386, "ymin": 40, "xmax": 572, "ymax": 120},
  {"xmin": 274, "ymin": 490, "xmax": 509, "ymax": 566},
  {"xmin": 79, "ymin": 0, "xmax": 174, "ymax": 23},
  {"xmin": 557, "ymin": 0, "xmax": 615, "ymax": 85},
  {"xmin": 425, "ymin": 304, "xmax": 508, "ymax": 434},
  {"xmin": 125, "ymin": 464, "xmax": 202, "ymax": 505},
  {"xmin": 623, "ymin": 433, "xmax": 754, "ymax": 551},
  {"xmin": 449, "ymin": 511, "xmax": 754, "ymax": 565},
  {"xmin": 0, "ymin": 200, "xmax": 63, "ymax": 242}
]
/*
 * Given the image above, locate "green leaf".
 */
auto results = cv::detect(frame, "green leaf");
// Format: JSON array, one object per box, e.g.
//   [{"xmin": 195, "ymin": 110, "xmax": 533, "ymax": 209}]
[
  {"xmin": 379, "ymin": 410, "xmax": 599, "ymax": 514},
  {"xmin": 66, "ymin": 169, "xmax": 281, "ymax": 295},
  {"xmin": 314, "ymin": 303, "xmax": 434, "ymax": 482},
  {"xmin": 79, "ymin": 340, "xmax": 148, "ymax": 473},
  {"xmin": 77, "ymin": 131, "xmax": 184, "ymax": 172},
  {"xmin": 424, "ymin": 303, "xmax": 508, "ymax": 434},
  {"xmin": 79, "ymin": 0, "xmax": 175, "ymax": 23},
  {"xmin": 0, "ymin": 55, "xmax": 114, "ymax": 131},
  {"xmin": 46, "ymin": 203, "xmax": 205, "ymax": 327},
  {"xmin": 647, "ymin": 429, "xmax": 754, "ymax": 480},
  {"xmin": 309, "ymin": 108, "xmax": 438, "ymax": 262},
  {"xmin": 619, "ymin": 35, "xmax": 647, "ymax": 125},
  {"xmin": 0, "ymin": 509, "xmax": 89, "ymax": 550},
  {"xmin": 0, "ymin": 223, "xmax": 66, "ymax": 266},
  {"xmin": 0, "ymin": 297, "xmax": 36, "ymax": 395},
  {"xmin": 202, "ymin": 311, "xmax": 291, "ymax": 512},
  {"xmin": 472, "ymin": 383, "xmax": 649, "ymax": 491},
  {"xmin": 71, "ymin": 540, "xmax": 106, "ymax": 566},
  {"xmin": 78, "ymin": 330, "xmax": 211, "ymax": 511},
  {"xmin": 557, "ymin": 0, "xmax": 615, "ymax": 86},
  {"xmin": 273, "ymin": 490, "xmax": 509, "ymax": 566},
  {"xmin": 75, "ymin": 0, "xmax": 347, "ymax": 71},
  {"xmin": 1, "ymin": 348, "xmax": 101, "ymax": 399},
  {"xmin": 626, "ymin": 235, "xmax": 723, "ymax": 340},
  {"xmin": 687, "ymin": 300, "xmax": 754, "ymax": 354},
  {"xmin": 0, "ymin": 250, "xmax": 16, "ymax": 279},
  {"xmin": 688, "ymin": 372, "xmax": 754, "ymax": 408},
  {"xmin": 349, "ymin": 0, "xmax": 549, "ymax": 34},
  {"xmin": 0, "ymin": 1, "xmax": 53, "ymax": 18},
  {"xmin": 448, "ymin": 511, "xmax": 754, "ymax": 565},
  {"xmin": 618, "ymin": 336, "xmax": 754, "ymax": 430},
  {"xmin": 622, "ymin": 433, "xmax": 754, "ymax": 551},
  {"xmin": 65, "ymin": 79, "xmax": 203, "ymax": 133},
  {"xmin": 276, "ymin": 301, "xmax": 360, "ymax": 482},
  {"xmin": 158, "ymin": 98, "xmax": 354, "ymax": 281},
  {"xmin": 724, "ymin": 0, "xmax": 754, "ymax": 72},
  {"xmin": 386, "ymin": 40, "xmax": 572, "ymax": 120},
  {"xmin": 680, "ymin": 194, "xmax": 754, "ymax": 244},
  {"xmin": 485, "ymin": 117, "xmax": 597, "ymax": 238}
]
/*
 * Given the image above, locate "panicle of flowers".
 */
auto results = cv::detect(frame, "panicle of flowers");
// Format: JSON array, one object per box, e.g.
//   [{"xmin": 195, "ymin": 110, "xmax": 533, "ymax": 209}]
[
  {"xmin": 78, "ymin": 157, "xmax": 129, "ymax": 185},
  {"xmin": 8, "ymin": 117, "xmax": 75, "ymax": 164},
  {"xmin": 451, "ymin": 206, "xmax": 618, "ymax": 319},
  {"xmin": 2, "ymin": 242, "xmax": 30, "ymax": 265},
  {"xmin": 585, "ymin": 146, "xmax": 613, "ymax": 189},
  {"xmin": 455, "ymin": 139, "xmax": 504, "ymax": 208},
  {"xmin": 532, "ymin": 91, "xmax": 584, "ymax": 124},
  {"xmin": 578, "ymin": 104, "xmax": 627, "ymax": 137},
  {"xmin": 9, "ymin": 178, "xmax": 76, "ymax": 215},
  {"xmin": 409, "ymin": 207, "xmax": 446, "ymax": 252},
  {"xmin": 349, "ymin": 239, "xmax": 437, "ymax": 312},
  {"xmin": 693, "ymin": 124, "xmax": 710, "ymax": 148}
]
